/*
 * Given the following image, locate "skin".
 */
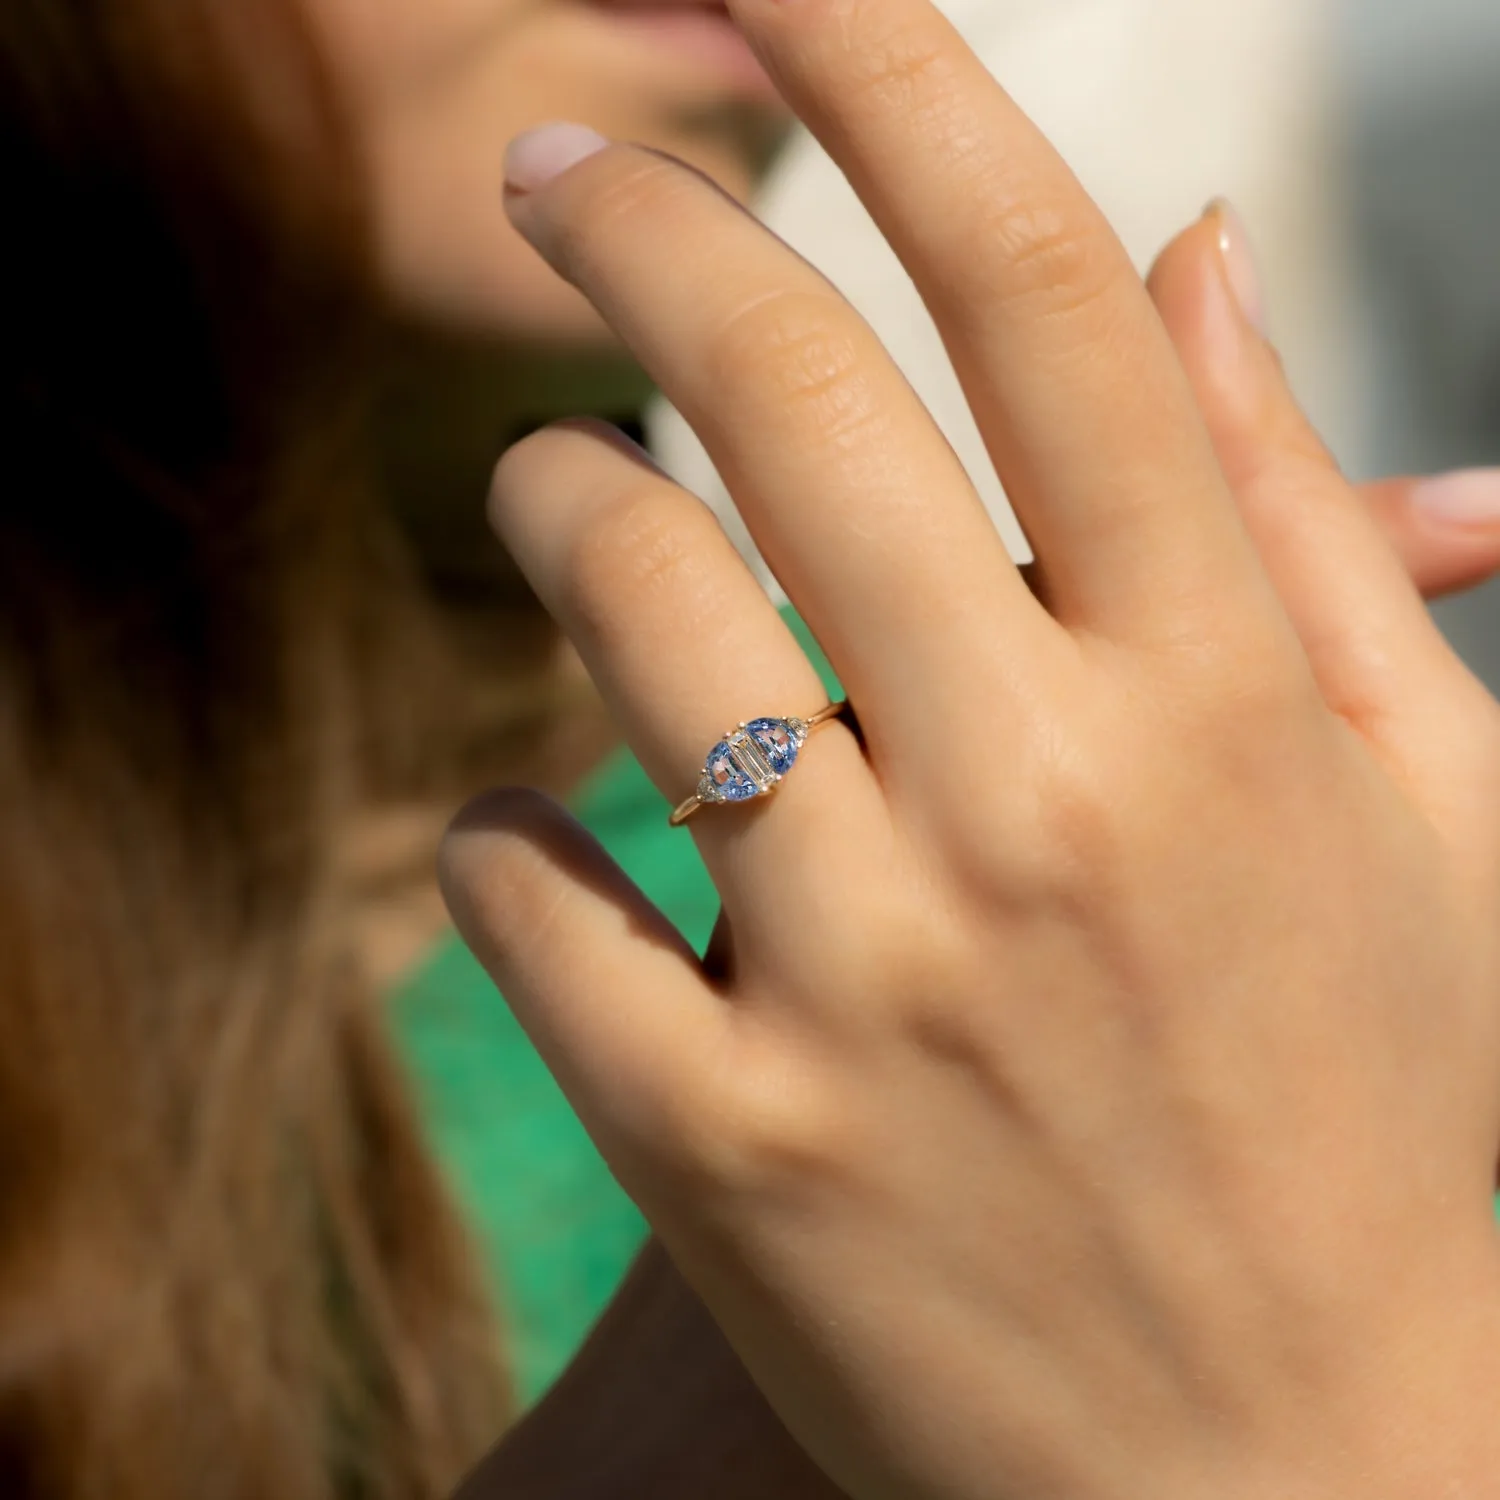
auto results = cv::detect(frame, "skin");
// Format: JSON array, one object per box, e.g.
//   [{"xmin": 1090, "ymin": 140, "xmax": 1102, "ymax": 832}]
[
  {"xmin": 299, "ymin": 0, "xmax": 787, "ymax": 344},
  {"xmin": 458, "ymin": 209, "xmax": 1500, "ymax": 1500},
  {"xmin": 437, "ymin": 0, "xmax": 1500, "ymax": 1497}
]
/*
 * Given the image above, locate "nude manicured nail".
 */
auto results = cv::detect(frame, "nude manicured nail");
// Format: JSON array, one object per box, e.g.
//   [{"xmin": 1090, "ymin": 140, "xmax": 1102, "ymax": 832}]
[
  {"xmin": 504, "ymin": 122, "xmax": 610, "ymax": 193},
  {"xmin": 1411, "ymin": 469, "xmax": 1500, "ymax": 526},
  {"xmin": 1204, "ymin": 197, "xmax": 1266, "ymax": 335}
]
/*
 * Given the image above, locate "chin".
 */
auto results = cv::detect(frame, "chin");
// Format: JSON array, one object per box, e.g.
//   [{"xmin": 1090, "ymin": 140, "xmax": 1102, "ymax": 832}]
[
  {"xmin": 661, "ymin": 106, "xmax": 790, "ymax": 206},
  {"xmin": 496, "ymin": 279, "xmax": 627, "ymax": 350},
  {"xmin": 387, "ymin": 241, "xmax": 622, "ymax": 347}
]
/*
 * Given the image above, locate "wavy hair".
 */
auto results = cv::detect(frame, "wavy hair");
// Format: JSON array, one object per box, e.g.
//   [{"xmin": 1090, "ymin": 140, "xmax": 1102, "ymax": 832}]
[{"xmin": 0, "ymin": 3, "xmax": 520, "ymax": 1494}]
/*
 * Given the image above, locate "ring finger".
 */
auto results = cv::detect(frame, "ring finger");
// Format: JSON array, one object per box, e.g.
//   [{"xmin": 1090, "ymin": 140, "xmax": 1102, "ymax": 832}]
[{"xmin": 490, "ymin": 417, "xmax": 885, "ymax": 932}]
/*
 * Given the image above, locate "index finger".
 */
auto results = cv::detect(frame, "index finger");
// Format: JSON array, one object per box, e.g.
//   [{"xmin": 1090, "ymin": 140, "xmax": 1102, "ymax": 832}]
[{"xmin": 728, "ymin": 0, "xmax": 1297, "ymax": 659}]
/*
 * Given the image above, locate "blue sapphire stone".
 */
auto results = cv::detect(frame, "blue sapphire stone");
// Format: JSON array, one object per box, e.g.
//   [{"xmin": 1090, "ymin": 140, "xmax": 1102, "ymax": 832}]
[
  {"xmin": 705, "ymin": 740, "xmax": 759, "ymax": 802},
  {"xmin": 747, "ymin": 717, "xmax": 799, "ymax": 774}
]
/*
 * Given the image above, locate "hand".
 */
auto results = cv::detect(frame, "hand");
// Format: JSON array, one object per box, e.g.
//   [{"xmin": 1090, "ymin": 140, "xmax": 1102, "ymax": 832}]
[
  {"xmin": 441, "ymin": 3, "xmax": 1500, "ymax": 1498},
  {"xmin": 1146, "ymin": 203, "xmax": 1500, "ymax": 605}
]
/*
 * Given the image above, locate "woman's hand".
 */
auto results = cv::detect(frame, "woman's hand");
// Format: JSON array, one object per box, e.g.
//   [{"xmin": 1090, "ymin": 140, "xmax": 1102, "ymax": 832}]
[{"xmin": 441, "ymin": 2, "xmax": 1500, "ymax": 1497}]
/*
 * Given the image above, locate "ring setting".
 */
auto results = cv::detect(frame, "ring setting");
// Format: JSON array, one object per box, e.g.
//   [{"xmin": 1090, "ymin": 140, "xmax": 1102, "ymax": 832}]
[{"xmin": 669, "ymin": 702, "xmax": 844, "ymax": 827}]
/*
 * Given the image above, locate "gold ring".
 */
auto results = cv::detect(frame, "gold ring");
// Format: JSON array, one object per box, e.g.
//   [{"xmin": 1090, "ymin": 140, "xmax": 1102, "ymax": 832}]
[{"xmin": 668, "ymin": 702, "xmax": 845, "ymax": 827}]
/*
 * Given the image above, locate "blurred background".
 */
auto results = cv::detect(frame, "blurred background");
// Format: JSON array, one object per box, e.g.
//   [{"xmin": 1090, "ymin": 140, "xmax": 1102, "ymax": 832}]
[{"xmin": 1344, "ymin": 0, "xmax": 1500, "ymax": 684}]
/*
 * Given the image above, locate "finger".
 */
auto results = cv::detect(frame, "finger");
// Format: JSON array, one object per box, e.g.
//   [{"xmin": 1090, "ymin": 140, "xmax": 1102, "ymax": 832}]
[
  {"xmin": 1357, "ymin": 473, "xmax": 1500, "ymax": 601},
  {"xmin": 438, "ymin": 786, "xmax": 720, "ymax": 1168},
  {"xmin": 723, "ymin": 0, "xmax": 1290, "ymax": 657},
  {"xmin": 1143, "ymin": 202, "xmax": 1500, "ymax": 606},
  {"xmin": 502, "ymin": 131, "xmax": 1059, "ymax": 758},
  {"xmin": 1147, "ymin": 204, "xmax": 1489, "ymax": 785},
  {"xmin": 489, "ymin": 417, "xmax": 882, "ymax": 922}
]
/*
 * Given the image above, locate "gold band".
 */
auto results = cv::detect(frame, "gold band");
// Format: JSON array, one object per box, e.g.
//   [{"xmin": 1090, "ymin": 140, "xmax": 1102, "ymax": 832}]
[{"xmin": 669, "ymin": 701, "xmax": 845, "ymax": 827}]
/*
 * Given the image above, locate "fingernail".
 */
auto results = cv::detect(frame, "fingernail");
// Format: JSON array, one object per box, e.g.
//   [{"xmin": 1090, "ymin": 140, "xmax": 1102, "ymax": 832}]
[
  {"xmin": 1411, "ymin": 468, "xmax": 1500, "ymax": 527},
  {"xmin": 1203, "ymin": 197, "xmax": 1266, "ymax": 335},
  {"xmin": 504, "ymin": 122, "xmax": 610, "ymax": 193}
]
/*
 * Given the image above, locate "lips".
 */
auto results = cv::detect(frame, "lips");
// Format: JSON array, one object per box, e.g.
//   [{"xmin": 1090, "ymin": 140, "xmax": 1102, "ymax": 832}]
[
  {"xmin": 587, "ymin": 0, "xmax": 733, "ymax": 10},
  {"xmin": 577, "ymin": 0, "xmax": 780, "ymax": 103},
  {"xmin": 582, "ymin": 0, "xmax": 736, "ymax": 18}
]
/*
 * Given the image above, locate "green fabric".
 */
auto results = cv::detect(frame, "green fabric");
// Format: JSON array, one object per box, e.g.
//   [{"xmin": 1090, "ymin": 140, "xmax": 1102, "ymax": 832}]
[{"xmin": 390, "ymin": 608, "xmax": 842, "ymax": 1406}]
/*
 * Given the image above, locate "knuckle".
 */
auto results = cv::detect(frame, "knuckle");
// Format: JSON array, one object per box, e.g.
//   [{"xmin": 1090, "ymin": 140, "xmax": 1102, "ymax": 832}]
[
  {"xmin": 707, "ymin": 288, "xmax": 887, "ymax": 447},
  {"xmin": 884, "ymin": 929, "xmax": 991, "ymax": 1052},
  {"xmin": 976, "ymin": 194, "xmax": 1125, "ymax": 331},
  {"xmin": 834, "ymin": 15, "xmax": 954, "ymax": 114},
  {"xmin": 563, "ymin": 485, "xmax": 720, "ymax": 633},
  {"xmin": 938, "ymin": 703, "xmax": 1126, "ymax": 903},
  {"xmin": 660, "ymin": 1025, "xmax": 850, "ymax": 1198},
  {"xmin": 1020, "ymin": 740, "xmax": 1132, "ymax": 895}
]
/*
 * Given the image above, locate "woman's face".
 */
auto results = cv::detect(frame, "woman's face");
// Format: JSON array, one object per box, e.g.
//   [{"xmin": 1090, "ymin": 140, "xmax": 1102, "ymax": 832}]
[{"xmin": 299, "ymin": 0, "xmax": 789, "ymax": 343}]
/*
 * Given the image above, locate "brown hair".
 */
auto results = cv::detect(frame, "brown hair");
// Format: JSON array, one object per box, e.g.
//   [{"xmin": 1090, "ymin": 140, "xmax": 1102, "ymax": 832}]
[{"xmin": 0, "ymin": 2, "xmax": 546, "ymax": 1494}]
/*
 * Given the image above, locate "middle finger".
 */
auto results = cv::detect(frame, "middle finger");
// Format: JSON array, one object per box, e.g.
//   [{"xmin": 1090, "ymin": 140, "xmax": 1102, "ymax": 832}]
[{"xmin": 726, "ymin": 0, "xmax": 1296, "ymax": 657}]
